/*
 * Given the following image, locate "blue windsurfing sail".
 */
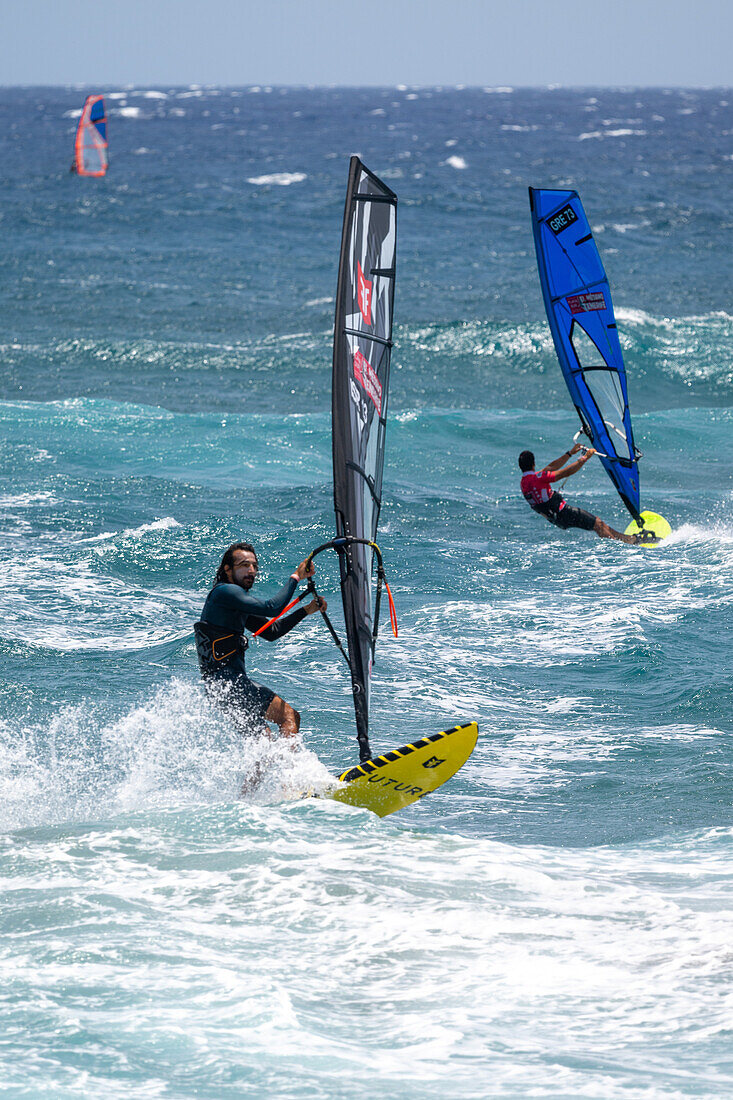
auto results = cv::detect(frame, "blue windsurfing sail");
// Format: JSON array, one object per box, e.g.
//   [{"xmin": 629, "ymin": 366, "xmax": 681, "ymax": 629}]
[{"xmin": 529, "ymin": 187, "xmax": 641, "ymax": 521}]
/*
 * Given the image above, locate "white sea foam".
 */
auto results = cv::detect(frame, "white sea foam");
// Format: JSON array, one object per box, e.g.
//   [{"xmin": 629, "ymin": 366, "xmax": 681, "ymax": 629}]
[
  {"xmin": 444, "ymin": 155, "xmax": 467, "ymax": 170},
  {"xmin": 246, "ymin": 172, "xmax": 307, "ymax": 186},
  {"xmin": 1, "ymin": 779, "xmax": 728, "ymax": 1096},
  {"xmin": 0, "ymin": 491, "xmax": 57, "ymax": 508},
  {"xmin": 141, "ymin": 90, "xmax": 167, "ymax": 99},
  {"xmin": 116, "ymin": 106, "xmax": 143, "ymax": 119},
  {"xmin": 0, "ymin": 547, "xmax": 194, "ymax": 652},
  {"xmin": 82, "ymin": 517, "xmax": 181, "ymax": 544},
  {"xmin": 578, "ymin": 128, "xmax": 647, "ymax": 140}
]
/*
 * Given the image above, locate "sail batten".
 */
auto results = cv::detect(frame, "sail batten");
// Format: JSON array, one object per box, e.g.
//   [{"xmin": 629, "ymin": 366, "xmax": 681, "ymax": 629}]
[
  {"xmin": 529, "ymin": 187, "xmax": 641, "ymax": 520},
  {"xmin": 332, "ymin": 157, "xmax": 397, "ymax": 761}
]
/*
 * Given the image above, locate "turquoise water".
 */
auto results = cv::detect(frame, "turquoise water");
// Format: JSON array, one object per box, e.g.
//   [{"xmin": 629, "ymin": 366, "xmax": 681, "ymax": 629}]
[{"xmin": 1, "ymin": 86, "xmax": 732, "ymax": 1098}]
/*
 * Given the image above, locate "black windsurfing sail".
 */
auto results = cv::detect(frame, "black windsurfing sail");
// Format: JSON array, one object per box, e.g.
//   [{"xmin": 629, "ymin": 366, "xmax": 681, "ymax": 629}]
[{"xmin": 332, "ymin": 157, "xmax": 397, "ymax": 761}]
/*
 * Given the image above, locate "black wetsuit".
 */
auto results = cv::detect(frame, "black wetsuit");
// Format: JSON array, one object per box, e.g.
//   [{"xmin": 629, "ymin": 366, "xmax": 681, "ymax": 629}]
[{"xmin": 195, "ymin": 578, "xmax": 307, "ymax": 728}]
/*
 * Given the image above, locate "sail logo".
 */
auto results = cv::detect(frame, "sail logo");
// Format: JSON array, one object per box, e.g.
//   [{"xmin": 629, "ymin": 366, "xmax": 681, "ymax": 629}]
[
  {"xmin": 349, "ymin": 377, "xmax": 368, "ymax": 429},
  {"xmin": 548, "ymin": 204, "xmax": 578, "ymax": 234},
  {"xmin": 422, "ymin": 756, "xmax": 446, "ymax": 769},
  {"xmin": 357, "ymin": 261, "xmax": 373, "ymax": 325},
  {"xmin": 567, "ymin": 291, "xmax": 606, "ymax": 314},
  {"xmin": 353, "ymin": 349, "xmax": 382, "ymax": 415}
]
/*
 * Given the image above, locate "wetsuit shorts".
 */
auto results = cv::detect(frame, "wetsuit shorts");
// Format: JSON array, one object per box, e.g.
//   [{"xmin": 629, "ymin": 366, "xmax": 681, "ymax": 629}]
[
  {"xmin": 552, "ymin": 504, "xmax": 597, "ymax": 532},
  {"xmin": 205, "ymin": 674, "xmax": 276, "ymax": 731}
]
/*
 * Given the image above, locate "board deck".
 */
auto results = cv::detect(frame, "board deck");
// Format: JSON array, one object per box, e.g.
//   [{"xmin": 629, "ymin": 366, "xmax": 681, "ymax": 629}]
[
  {"xmin": 625, "ymin": 510, "xmax": 672, "ymax": 547},
  {"xmin": 325, "ymin": 721, "xmax": 479, "ymax": 817}
]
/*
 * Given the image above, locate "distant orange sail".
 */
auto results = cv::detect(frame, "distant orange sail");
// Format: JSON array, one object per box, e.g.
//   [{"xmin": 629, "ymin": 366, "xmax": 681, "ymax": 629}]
[{"xmin": 72, "ymin": 95, "xmax": 108, "ymax": 177}]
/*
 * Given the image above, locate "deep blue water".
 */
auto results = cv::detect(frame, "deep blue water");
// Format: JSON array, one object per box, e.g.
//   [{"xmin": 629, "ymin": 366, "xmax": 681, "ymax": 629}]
[{"xmin": 0, "ymin": 86, "xmax": 732, "ymax": 1098}]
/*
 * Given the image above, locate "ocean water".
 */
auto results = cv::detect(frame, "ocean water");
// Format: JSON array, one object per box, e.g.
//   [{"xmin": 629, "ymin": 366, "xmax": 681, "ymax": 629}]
[{"xmin": 1, "ymin": 85, "xmax": 732, "ymax": 1098}]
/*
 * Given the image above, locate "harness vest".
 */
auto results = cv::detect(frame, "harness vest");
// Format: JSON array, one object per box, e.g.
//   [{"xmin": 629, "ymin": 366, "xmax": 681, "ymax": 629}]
[
  {"xmin": 523, "ymin": 490, "xmax": 565, "ymax": 521},
  {"xmin": 194, "ymin": 620, "xmax": 248, "ymax": 678}
]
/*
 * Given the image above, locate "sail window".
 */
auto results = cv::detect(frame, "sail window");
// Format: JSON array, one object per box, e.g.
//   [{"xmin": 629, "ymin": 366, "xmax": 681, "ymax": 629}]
[{"xmin": 570, "ymin": 322, "xmax": 631, "ymax": 459}]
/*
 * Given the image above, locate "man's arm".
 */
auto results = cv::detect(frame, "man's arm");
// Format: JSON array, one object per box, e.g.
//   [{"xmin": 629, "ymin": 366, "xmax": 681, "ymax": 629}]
[
  {"xmin": 248, "ymin": 595, "xmax": 326, "ymax": 642},
  {"xmin": 548, "ymin": 448, "xmax": 596, "ymax": 480},
  {"xmin": 229, "ymin": 556, "xmax": 316, "ymax": 620},
  {"xmin": 544, "ymin": 442, "xmax": 582, "ymax": 472},
  {"xmin": 249, "ymin": 605, "xmax": 307, "ymax": 641},
  {"xmin": 229, "ymin": 576, "xmax": 299, "ymax": 620}
]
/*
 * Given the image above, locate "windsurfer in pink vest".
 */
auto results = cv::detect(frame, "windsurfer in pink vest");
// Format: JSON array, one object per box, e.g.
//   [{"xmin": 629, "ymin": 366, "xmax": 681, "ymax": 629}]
[{"xmin": 519, "ymin": 443, "xmax": 639, "ymax": 543}]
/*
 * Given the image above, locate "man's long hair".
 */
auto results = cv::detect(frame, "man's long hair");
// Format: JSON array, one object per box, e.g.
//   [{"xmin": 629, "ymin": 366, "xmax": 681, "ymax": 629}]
[{"xmin": 212, "ymin": 542, "xmax": 258, "ymax": 588}]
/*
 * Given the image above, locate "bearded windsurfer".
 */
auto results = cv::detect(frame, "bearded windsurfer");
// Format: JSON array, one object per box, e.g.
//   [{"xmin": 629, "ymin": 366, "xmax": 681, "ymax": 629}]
[
  {"xmin": 194, "ymin": 542, "xmax": 325, "ymax": 741},
  {"xmin": 519, "ymin": 443, "xmax": 640, "ymax": 543}
]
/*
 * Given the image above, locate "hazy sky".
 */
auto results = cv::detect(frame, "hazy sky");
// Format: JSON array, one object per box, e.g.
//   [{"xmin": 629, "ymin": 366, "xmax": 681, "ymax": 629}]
[{"xmin": 1, "ymin": 0, "xmax": 731, "ymax": 87}]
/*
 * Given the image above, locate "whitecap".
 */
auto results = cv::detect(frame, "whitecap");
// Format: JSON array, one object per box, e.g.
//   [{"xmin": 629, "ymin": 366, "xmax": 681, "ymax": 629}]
[
  {"xmin": 116, "ymin": 106, "xmax": 143, "ymax": 118},
  {"xmin": 247, "ymin": 172, "xmax": 307, "ymax": 186},
  {"xmin": 0, "ymin": 491, "xmax": 56, "ymax": 508},
  {"xmin": 83, "ymin": 517, "xmax": 181, "ymax": 544},
  {"xmin": 444, "ymin": 155, "xmax": 467, "ymax": 170}
]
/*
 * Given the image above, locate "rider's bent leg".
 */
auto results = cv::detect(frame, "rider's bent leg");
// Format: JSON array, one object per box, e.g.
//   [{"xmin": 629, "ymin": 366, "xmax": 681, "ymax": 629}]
[
  {"xmin": 265, "ymin": 695, "xmax": 301, "ymax": 738},
  {"xmin": 594, "ymin": 517, "xmax": 636, "ymax": 544}
]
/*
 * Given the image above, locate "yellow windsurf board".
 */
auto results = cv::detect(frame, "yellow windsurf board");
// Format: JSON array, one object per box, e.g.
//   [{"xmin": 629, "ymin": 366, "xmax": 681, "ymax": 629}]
[
  {"xmin": 625, "ymin": 510, "xmax": 671, "ymax": 547},
  {"xmin": 327, "ymin": 721, "xmax": 478, "ymax": 817}
]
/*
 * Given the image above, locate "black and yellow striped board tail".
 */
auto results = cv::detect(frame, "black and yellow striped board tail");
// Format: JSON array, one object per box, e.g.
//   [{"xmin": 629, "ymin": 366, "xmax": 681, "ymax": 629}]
[{"xmin": 328, "ymin": 722, "xmax": 479, "ymax": 817}]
